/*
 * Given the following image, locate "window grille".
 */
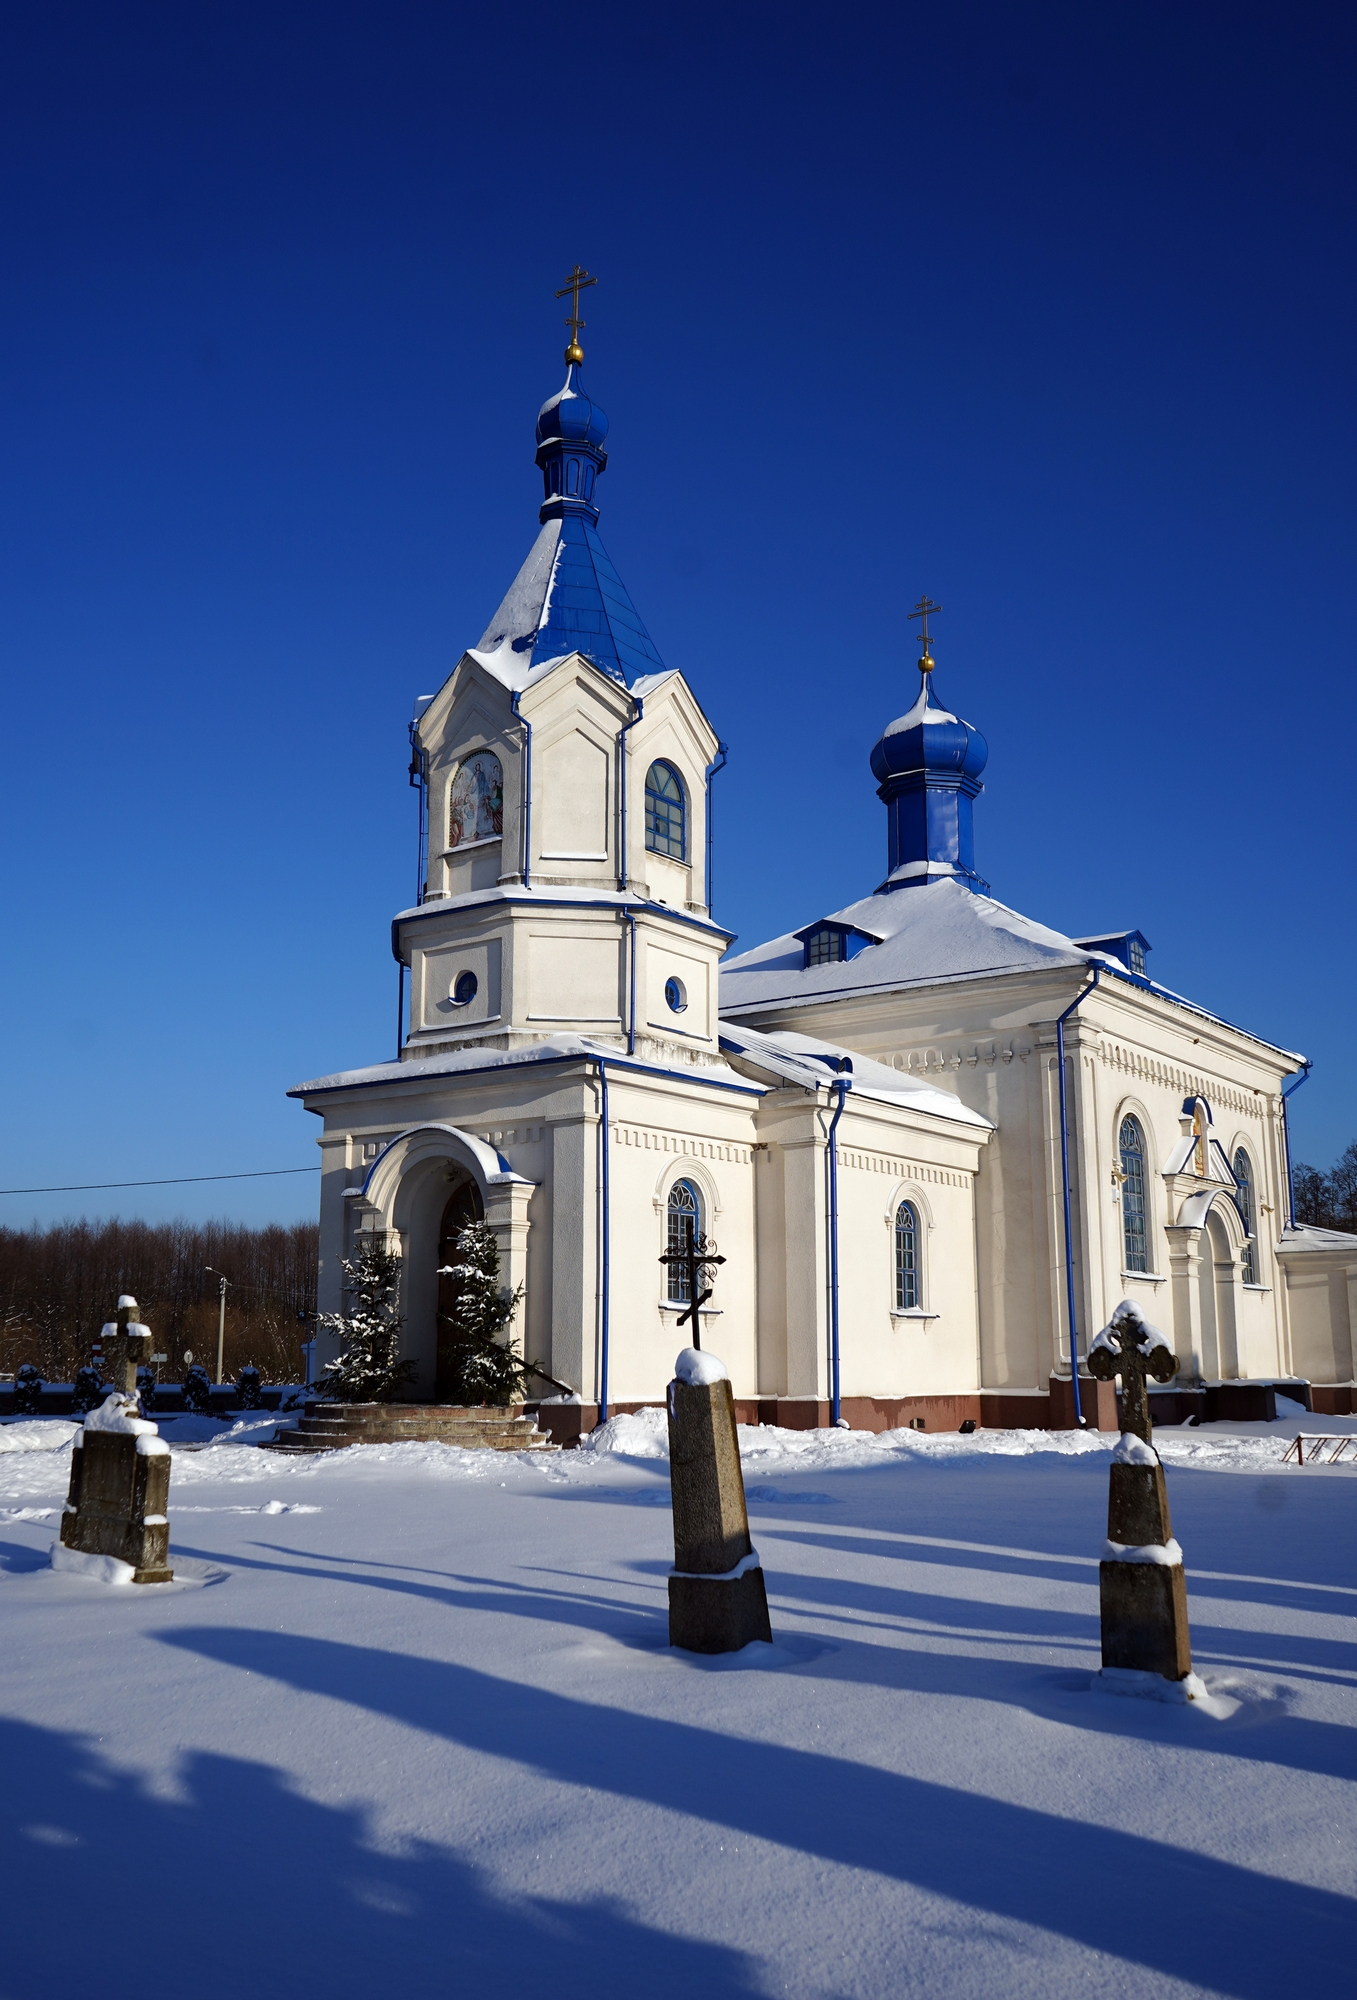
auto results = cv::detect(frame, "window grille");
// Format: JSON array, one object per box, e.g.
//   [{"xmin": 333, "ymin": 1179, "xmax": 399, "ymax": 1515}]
[
  {"xmin": 1234, "ymin": 1149, "xmax": 1257, "ymax": 1283},
  {"xmin": 1119, "ymin": 1116, "xmax": 1150, "ymax": 1272},
  {"xmin": 645, "ymin": 761, "xmax": 686, "ymax": 859},
  {"xmin": 804, "ymin": 926, "xmax": 847, "ymax": 967},
  {"xmin": 894, "ymin": 1201, "xmax": 920, "ymax": 1311},
  {"xmin": 1127, "ymin": 937, "xmax": 1146, "ymax": 977},
  {"xmin": 665, "ymin": 1180, "xmax": 700, "ymax": 1303}
]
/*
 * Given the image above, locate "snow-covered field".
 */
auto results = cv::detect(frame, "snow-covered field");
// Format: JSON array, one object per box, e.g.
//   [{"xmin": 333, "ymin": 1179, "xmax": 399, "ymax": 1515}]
[{"xmin": 1, "ymin": 1405, "xmax": 1354, "ymax": 1999}]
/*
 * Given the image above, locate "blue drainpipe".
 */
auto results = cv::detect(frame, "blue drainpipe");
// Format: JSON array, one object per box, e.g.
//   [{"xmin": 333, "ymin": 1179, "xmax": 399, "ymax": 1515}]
[
  {"xmin": 617, "ymin": 695, "xmax": 644, "ymax": 890},
  {"xmin": 597, "ymin": 1059, "xmax": 612, "ymax": 1425},
  {"xmin": 704, "ymin": 741, "xmax": 729, "ymax": 916},
  {"xmin": 1055, "ymin": 966, "xmax": 1101, "ymax": 1426},
  {"xmin": 1280, "ymin": 1059, "xmax": 1312, "ymax": 1227},
  {"xmin": 826, "ymin": 1063, "xmax": 852, "ymax": 1425},
  {"xmin": 510, "ymin": 690, "xmax": 533, "ymax": 890},
  {"xmin": 626, "ymin": 911, "xmax": 638, "ymax": 1056}
]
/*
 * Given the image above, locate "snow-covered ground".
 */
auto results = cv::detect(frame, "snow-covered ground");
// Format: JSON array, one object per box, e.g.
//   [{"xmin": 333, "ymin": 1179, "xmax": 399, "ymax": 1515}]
[{"xmin": 1, "ymin": 1406, "xmax": 1354, "ymax": 1999}]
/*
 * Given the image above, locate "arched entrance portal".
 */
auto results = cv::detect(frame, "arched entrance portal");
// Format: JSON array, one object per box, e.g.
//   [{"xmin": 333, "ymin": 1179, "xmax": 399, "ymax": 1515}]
[
  {"xmin": 1197, "ymin": 1208, "xmax": 1239, "ymax": 1381},
  {"xmin": 436, "ymin": 1179, "xmax": 484, "ymax": 1397}
]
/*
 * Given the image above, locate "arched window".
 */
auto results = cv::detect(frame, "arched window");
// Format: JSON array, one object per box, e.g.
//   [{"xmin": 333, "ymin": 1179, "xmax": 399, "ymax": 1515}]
[
  {"xmin": 665, "ymin": 1179, "xmax": 701, "ymax": 1303},
  {"xmin": 1119, "ymin": 1116, "xmax": 1150, "ymax": 1273},
  {"xmin": 448, "ymin": 752, "xmax": 504, "ymax": 847},
  {"xmin": 645, "ymin": 760, "xmax": 686, "ymax": 859},
  {"xmin": 1234, "ymin": 1148, "xmax": 1257, "ymax": 1283},
  {"xmin": 894, "ymin": 1201, "xmax": 920, "ymax": 1311}
]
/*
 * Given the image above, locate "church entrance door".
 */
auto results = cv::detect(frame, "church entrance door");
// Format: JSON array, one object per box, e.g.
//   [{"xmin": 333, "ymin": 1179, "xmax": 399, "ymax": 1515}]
[
  {"xmin": 436, "ymin": 1178, "xmax": 484, "ymax": 1400},
  {"xmin": 1195, "ymin": 1209, "xmax": 1239, "ymax": 1382}
]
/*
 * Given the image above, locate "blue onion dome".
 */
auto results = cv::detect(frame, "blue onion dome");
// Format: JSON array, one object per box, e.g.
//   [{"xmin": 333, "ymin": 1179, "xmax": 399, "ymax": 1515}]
[
  {"xmin": 536, "ymin": 364, "xmax": 609, "ymax": 452},
  {"xmin": 870, "ymin": 667, "xmax": 988, "ymax": 785}
]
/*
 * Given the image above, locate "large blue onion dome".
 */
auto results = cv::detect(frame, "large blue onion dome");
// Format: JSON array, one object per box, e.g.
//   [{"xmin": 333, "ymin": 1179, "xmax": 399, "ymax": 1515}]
[
  {"xmin": 870, "ymin": 671, "xmax": 988, "ymax": 785},
  {"xmin": 870, "ymin": 657, "xmax": 990, "ymax": 894}
]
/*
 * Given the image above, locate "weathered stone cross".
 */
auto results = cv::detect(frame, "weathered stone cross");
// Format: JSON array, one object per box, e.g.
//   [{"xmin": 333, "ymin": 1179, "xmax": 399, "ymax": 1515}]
[
  {"xmin": 1088, "ymin": 1299, "xmax": 1193, "ymax": 1684},
  {"xmin": 103, "ymin": 1295, "xmax": 152, "ymax": 1397},
  {"xmin": 1087, "ymin": 1299, "xmax": 1179, "ymax": 1441}
]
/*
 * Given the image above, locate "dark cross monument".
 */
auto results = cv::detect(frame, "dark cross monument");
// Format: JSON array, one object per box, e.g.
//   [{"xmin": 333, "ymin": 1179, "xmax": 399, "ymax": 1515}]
[
  {"xmin": 657, "ymin": 1234, "xmax": 725, "ymax": 1350},
  {"xmin": 666, "ymin": 1348, "xmax": 772, "ymax": 1654},
  {"xmin": 657, "ymin": 1238, "xmax": 770, "ymax": 1652},
  {"xmin": 1088, "ymin": 1300, "xmax": 1192, "ymax": 1683},
  {"xmin": 58, "ymin": 1295, "xmax": 173, "ymax": 1585}
]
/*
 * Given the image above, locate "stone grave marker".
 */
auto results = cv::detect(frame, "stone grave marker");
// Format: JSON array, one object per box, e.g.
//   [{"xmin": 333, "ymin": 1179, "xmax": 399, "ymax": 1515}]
[
  {"xmin": 666, "ymin": 1347, "xmax": 771, "ymax": 1653},
  {"xmin": 1087, "ymin": 1299, "xmax": 1192, "ymax": 1683},
  {"xmin": 57, "ymin": 1296, "xmax": 173, "ymax": 1585}
]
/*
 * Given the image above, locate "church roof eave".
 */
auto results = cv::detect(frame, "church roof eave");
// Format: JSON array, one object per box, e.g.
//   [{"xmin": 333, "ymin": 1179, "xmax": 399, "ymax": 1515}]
[
  {"xmin": 718, "ymin": 882, "xmax": 1303, "ymax": 1067},
  {"xmin": 717, "ymin": 1022, "xmax": 992, "ymax": 1131},
  {"xmin": 288, "ymin": 1034, "xmax": 765, "ymax": 1104},
  {"xmin": 390, "ymin": 887, "xmax": 736, "ymax": 966}
]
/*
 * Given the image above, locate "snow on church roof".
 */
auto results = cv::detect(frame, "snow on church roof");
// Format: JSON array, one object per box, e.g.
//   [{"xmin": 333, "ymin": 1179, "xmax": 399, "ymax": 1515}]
[
  {"xmin": 468, "ymin": 514, "xmax": 666, "ymax": 689},
  {"xmin": 717, "ymin": 1021, "xmax": 992, "ymax": 1129},
  {"xmin": 720, "ymin": 877, "xmax": 1304, "ymax": 1061},
  {"xmin": 288, "ymin": 1034, "xmax": 766, "ymax": 1103},
  {"xmin": 720, "ymin": 878, "xmax": 1089, "ymax": 1011}
]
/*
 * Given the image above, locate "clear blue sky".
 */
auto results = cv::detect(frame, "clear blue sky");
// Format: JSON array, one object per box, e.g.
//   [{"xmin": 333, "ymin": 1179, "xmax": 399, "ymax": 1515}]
[{"xmin": 2, "ymin": 2, "xmax": 1353, "ymax": 1229}]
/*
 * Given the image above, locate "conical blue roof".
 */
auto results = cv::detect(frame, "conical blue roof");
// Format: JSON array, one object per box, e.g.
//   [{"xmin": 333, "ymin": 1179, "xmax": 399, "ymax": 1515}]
[{"xmin": 471, "ymin": 364, "xmax": 664, "ymax": 687}]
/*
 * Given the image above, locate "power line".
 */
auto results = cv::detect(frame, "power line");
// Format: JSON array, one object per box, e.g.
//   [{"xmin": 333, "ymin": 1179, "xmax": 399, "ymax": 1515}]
[{"xmin": 0, "ymin": 1167, "xmax": 320, "ymax": 1196}]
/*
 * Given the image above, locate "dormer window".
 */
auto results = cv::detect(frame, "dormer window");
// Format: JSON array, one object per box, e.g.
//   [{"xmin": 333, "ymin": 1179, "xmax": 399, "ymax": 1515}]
[
  {"xmin": 804, "ymin": 926, "xmax": 847, "ymax": 967},
  {"xmin": 1071, "ymin": 928, "xmax": 1151, "ymax": 979},
  {"xmin": 794, "ymin": 919, "xmax": 881, "ymax": 971}
]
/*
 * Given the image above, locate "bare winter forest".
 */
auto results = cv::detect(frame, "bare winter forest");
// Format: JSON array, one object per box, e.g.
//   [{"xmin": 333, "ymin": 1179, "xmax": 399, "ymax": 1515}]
[{"xmin": 0, "ymin": 1217, "xmax": 318, "ymax": 1384}]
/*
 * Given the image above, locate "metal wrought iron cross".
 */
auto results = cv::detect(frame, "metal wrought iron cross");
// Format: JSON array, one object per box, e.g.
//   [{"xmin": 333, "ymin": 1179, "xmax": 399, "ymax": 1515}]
[
  {"xmin": 658, "ymin": 1234, "xmax": 726, "ymax": 1348},
  {"xmin": 1087, "ymin": 1303, "xmax": 1179, "ymax": 1442},
  {"xmin": 555, "ymin": 264, "xmax": 598, "ymax": 362},
  {"xmin": 907, "ymin": 594, "xmax": 942, "ymax": 653}
]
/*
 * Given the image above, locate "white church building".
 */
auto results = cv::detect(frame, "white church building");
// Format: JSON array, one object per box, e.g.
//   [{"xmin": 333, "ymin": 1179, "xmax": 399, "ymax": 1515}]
[{"xmin": 291, "ymin": 332, "xmax": 1357, "ymax": 1436}]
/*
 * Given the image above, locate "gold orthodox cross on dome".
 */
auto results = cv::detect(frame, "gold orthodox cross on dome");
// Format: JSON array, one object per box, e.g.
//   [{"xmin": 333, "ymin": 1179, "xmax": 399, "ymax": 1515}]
[
  {"xmin": 908, "ymin": 594, "xmax": 942, "ymax": 669},
  {"xmin": 556, "ymin": 264, "xmax": 598, "ymax": 364}
]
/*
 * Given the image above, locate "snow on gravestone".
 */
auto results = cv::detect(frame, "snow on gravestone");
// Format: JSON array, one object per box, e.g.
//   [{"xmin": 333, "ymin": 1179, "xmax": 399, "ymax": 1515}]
[
  {"xmin": 666, "ymin": 1348, "xmax": 771, "ymax": 1654},
  {"xmin": 1088, "ymin": 1301, "xmax": 1194, "ymax": 1688},
  {"xmin": 55, "ymin": 1298, "xmax": 173, "ymax": 1586}
]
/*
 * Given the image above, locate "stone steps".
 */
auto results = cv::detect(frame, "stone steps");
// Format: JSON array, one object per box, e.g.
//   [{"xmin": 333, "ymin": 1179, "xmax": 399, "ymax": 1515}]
[{"xmin": 263, "ymin": 1400, "xmax": 557, "ymax": 1455}]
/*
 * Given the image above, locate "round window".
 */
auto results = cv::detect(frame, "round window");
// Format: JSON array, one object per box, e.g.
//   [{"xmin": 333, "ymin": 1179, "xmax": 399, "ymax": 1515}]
[
  {"xmin": 664, "ymin": 976, "xmax": 687, "ymax": 1014},
  {"xmin": 452, "ymin": 971, "xmax": 478, "ymax": 1006}
]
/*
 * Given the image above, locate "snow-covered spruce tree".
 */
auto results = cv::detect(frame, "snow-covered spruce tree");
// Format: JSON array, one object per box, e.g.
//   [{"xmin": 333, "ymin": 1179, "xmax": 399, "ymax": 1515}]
[
  {"xmin": 71, "ymin": 1364, "xmax": 105, "ymax": 1415},
  {"xmin": 182, "ymin": 1362, "xmax": 213, "ymax": 1414},
  {"xmin": 315, "ymin": 1244, "xmax": 417, "ymax": 1404},
  {"xmin": 13, "ymin": 1364, "xmax": 42, "ymax": 1415},
  {"xmin": 438, "ymin": 1221, "xmax": 529, "ymax": 1406}
]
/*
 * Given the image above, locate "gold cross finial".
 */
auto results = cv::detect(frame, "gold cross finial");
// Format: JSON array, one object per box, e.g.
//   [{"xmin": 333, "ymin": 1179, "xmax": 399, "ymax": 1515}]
[
  {"xmin": 907, "ymin": 594, "xmax": 942, "ymax": 669},
  {"xmin": 555, "ymin": 264, "xmax": 598, "ymax": 365}
]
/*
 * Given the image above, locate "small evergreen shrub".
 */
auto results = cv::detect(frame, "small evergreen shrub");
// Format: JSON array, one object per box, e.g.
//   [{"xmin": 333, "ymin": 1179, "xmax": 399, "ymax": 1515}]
[
  {"xmin": 182, "ymin": 1363, "xmax": 213, "ymax": 1414},
  {"xmin": 136, "ymin": 1365, "xmax": 158, "ymax": 1414},
  {"xmin": 236, "ymin": 1364, "xmax": 263, "ymax": 1410},
  {"xmin": 437, "ymin": 1221, "xmax": 529, "ymax": 1406},
  {"xmin": 315, "ymin": 1244, "xmax": 417, "ymax": 1404},
  {"xmin": 13, "ymin": 1364, "xmax": 42, "ymax": 1415},
  {"xmin": 71, "ymin": 1364, "xmax": 106, "ymax": 1416}
]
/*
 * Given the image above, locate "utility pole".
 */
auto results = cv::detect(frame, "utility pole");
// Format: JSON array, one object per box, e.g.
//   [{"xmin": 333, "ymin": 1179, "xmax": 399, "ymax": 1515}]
[{"xmin": 205, "ymin": 1268, "xmax": 231, "ymax": 1385}]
